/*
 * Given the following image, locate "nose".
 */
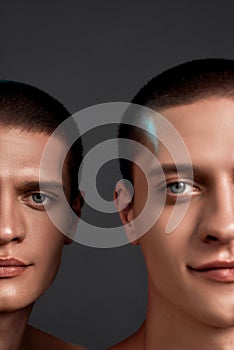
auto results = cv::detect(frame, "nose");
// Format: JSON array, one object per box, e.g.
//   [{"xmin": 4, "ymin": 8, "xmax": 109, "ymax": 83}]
[
  {"xmin": 0, "ymin": 196, "xmax": 26, "ymax": 244},
  {"xmin": 198, "ymin": 180, "xmax": 234, "ymax": 245}
]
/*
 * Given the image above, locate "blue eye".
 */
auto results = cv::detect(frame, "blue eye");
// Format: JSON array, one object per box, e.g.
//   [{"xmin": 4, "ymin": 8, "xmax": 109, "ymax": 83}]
[
  {"xmin": 22, "ymin": 192, "xmax": 55, "ymax": 211},
  {"xmin": 31, "ymin": 193, "xmax": 47, "ymax": 204},
  {"xmin": 167, "ymin": 182, "xmax": 193, "ymax": 194}
]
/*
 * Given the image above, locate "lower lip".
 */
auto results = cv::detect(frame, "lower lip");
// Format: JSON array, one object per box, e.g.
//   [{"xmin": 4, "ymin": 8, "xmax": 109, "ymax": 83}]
[
  {"xmin": 190, "ymin": 267, "xmax": 234, "ymax": 282},
  {"xmin": 0, "ymin": 266, "xmax": 29, "ymax": 278}
]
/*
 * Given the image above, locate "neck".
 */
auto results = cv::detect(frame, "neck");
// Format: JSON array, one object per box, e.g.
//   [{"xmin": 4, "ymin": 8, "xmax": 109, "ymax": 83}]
[
  {"xmin": 144, "ymin": 278, "xmax": 234, "ymax": 350},
  {"xmin": 0, "ymin": 305, "xmax": 32, "ymax": 350}
]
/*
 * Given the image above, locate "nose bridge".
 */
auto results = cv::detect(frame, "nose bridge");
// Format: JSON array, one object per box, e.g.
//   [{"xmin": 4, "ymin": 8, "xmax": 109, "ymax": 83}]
[
  {"xmin": 0, "ymin": 188, "xmax": 25, "ymax": 243},
  {"xmin": 214, "ymin": 177, "xmax": 234, "ymax": 223},
  {"xmin": 200, "ymin": 177, "xmax": 234, "ymax": 243}
]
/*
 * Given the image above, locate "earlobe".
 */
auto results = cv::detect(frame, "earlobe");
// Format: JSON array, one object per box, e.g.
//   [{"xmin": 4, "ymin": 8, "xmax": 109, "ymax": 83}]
[
  {"xmin": 114, "ymin": 180, "xmax": 139, "ymax": 245},
  {"xmin": 64, "ymin": 236, "xmax": 73, "ymax": 245}
]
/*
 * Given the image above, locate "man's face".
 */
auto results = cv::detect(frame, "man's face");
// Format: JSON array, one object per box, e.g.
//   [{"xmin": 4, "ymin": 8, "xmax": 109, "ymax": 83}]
[
  {"xmin": 120, "ymin": 98, "xmax": 234, "ymax": 327},
  {"xmin": 0, "ymin": 127, "xmax": 74, "ymax": 312}
]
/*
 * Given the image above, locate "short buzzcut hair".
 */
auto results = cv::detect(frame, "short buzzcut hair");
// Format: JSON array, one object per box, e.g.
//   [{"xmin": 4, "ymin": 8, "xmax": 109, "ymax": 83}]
[
  {"xmin": 119, "ymin": 58, "xmax": 234, "ymax": 183},
  {"xmin": 0, "ymin": 80, "xmax": 82, "ymax": 201}
]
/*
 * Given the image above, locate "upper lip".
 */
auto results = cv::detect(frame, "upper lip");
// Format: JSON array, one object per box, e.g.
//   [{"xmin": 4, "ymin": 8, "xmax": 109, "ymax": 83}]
[
  {"xmin": 189, "ymin": 261, "xmax": 234, "ymax": 271},
  {"xmin": 0, "ymin": 257, "xmax": 29, "ymax": 267}
]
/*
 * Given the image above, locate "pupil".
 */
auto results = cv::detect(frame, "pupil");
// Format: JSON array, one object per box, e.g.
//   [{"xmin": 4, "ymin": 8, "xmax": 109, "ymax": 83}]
[
  {"xmin": 171, "ymin": 183, "xmax": 185, "ymax": 193},
  {"xmin": 33, "ymin": 194, "xmax": 45, "ymax": 203}
]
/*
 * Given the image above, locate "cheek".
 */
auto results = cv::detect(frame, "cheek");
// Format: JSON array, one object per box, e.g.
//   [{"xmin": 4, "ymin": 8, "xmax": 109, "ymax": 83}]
[
  {"xmin": 132, "ymin": 166, "xmax": 149, "ymax": 216},
  {"xmin": 26, "ymin": 212, "xmax": 65, "ymax": 266},
  {"xmin": 25, "ymin": 195, "xmax": 73, "ymax": 240},
  {"xmin": 132, "ymin": 187, "xmax": 174, "ymax": 241},
  {"xmin": 32, "ymin": 227, "xmax": 65, "ymax": 293},
  {"xmin": 139, "ymin": 220, "xmax": 188, "ymax": 280}
]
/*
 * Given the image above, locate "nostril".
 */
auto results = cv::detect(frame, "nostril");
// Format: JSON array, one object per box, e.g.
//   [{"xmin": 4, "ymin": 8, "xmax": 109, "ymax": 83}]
[{"xmin": 206, "ymin": 235, "xmax": 218, "ymax": 242}]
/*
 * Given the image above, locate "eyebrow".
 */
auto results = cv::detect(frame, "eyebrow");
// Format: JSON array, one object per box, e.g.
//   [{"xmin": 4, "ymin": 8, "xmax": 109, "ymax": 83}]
[
  {"xmin": 16, "ymin": 181, "xmax": 66, "ymax": 193},
  {"xmin": 148, "ymin": 164, "xmax": 196, "ymax": 177}
]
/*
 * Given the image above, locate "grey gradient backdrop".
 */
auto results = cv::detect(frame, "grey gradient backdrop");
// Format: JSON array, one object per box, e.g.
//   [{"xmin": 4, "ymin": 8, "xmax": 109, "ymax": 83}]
[{"xmin": 0, "ymin": 1, "xmax": 234, "ymax": 349}]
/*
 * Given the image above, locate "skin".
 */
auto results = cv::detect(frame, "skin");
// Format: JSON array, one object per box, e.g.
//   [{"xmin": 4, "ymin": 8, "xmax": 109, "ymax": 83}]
[
  {"xmin": 0, "ymin": 127, "xmax": 85, "ymax": 350},
  {"xmin": 112, "ymin": 98, "xmax": 234, "ymax": 350}
]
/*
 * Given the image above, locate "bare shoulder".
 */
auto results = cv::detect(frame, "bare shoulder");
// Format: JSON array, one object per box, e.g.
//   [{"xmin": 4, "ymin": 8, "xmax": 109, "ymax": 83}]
[
  {"xmin": 109, "ymin": 326, "xmax": 144, "ymax": 350},
  {"xmin": 23, "ymin": 325, "xmax": 86, "ymax": 350}
]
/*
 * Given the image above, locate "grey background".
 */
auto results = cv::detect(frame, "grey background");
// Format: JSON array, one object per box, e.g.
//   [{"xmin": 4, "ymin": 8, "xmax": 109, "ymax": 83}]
[{"xmin": 0, "ymin": 1, "xmax": 234, "ymax": 349}]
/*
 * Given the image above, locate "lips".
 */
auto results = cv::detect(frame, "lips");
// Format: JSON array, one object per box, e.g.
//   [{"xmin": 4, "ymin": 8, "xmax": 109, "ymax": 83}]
[
  {"xmin": 188, "ymin": 261, "xmax": 234, "ymax": 282},
  {"xmin": 0, "ymin": 257, "xmax": 31, "ymax": 278}
]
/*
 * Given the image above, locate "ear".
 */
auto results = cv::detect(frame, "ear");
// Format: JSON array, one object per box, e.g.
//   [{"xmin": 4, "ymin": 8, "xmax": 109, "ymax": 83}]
[
  {"xmin": 72, "ymin": 190, "xmax": 84, "ymax": 217},
  {"xmin": 114, "ymin": 180, "xmax": 139, "ymax": 245},
  {"xmin": 64, "ymin": 191, "xmax": 84, "ymax": 245}
]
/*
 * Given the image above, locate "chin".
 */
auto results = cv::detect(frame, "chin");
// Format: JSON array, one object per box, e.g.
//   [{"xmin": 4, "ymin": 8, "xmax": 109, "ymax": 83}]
[
  {"xmin": 206, "ymin": 314, "xmax": 234, "ymax": 329},
  {"xmin": 0, "ymin": 284, "xmax": 45, "ymax": 313},
  {"xmin": 0, "ymin": 298, "xmax": 34, "ymax": 313},
  {"xmin": 195, "ymin": 304, "xmax": 234, "ymax": 329}
]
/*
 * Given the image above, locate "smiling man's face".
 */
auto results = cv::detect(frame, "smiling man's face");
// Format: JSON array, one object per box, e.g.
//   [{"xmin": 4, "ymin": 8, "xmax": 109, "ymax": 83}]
[
  {"xmin": 0, "ymin": 127, "xmax": 76, "ymax": 312},
  {"xmin": 120, "ymin": 97, "xmax": 234, "ymax": 327}
]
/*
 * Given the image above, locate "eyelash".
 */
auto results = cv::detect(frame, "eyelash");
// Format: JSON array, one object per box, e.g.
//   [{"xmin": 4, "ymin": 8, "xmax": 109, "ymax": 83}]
[
  {"xmin": 24, "ymin": 192, "xmax": 54, "ymax": 210},
  {"xmin": 166, "ymin": 181, "xmax": 200, "ymax": 197}
]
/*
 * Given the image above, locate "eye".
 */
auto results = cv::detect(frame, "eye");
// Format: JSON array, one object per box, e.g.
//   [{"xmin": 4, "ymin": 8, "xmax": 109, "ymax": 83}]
[
  {"xmin": 26, "ymin": 192, "xmax": 53, "ymax": 210},
  {"xmin": 31, "ymin": 193, "xmax": 48, "ymax": 204},
  {"xmin": 167, "ymin": 182, "xmax": 194, "ymax": 195},
  {"xmin": 22, "ymin": 190, "xmax": 58, "ymax": 211}
]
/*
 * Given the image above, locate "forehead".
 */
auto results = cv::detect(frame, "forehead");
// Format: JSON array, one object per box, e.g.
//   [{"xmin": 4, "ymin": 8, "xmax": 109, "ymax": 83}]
[
  {"xmin": 160, "ymin": 97, "xmax": 234, "ymax": 133},
  {"xmin": 158, "ymin": 98, "xmax": 234, "ymax": 164},
  {"xmin": 0, "ymin": 127, "xmax": 49, "ymax": 159},
  {"xmin": 134, "ymin": 98, "xmax": 234, "ymax": 177},
  {"xmin": 0, "ymin": 127, "xmax": 68, "ymax": 181}
]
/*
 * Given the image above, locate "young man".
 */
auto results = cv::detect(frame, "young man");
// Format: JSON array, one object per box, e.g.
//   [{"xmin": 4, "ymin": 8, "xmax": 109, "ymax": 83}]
[
  {"xmin": 0, "ymin": 81, "xmax": 85, "ymax": 349},
  {"xmin": 112, "ymin": 59, "xmax": 234, "ymax": 349}
]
